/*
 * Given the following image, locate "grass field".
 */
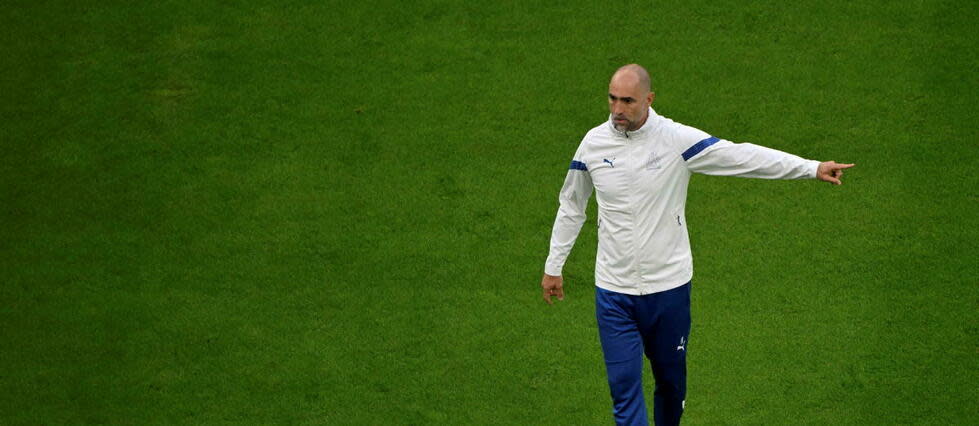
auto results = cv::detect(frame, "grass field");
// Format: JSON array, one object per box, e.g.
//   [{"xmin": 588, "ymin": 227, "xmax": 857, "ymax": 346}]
[{"xmin": 1, "ymin": 0, "xmax": 977, "ymax": 424}]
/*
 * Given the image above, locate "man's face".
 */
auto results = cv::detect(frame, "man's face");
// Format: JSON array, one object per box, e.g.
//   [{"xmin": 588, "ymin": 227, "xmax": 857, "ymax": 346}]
[{"xmin": 608, "ymin": 73, "xmax": 653, "ymax": 132}]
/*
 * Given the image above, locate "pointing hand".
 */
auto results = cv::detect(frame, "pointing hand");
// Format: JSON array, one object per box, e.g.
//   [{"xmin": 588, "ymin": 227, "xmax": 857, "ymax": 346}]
[{"xmin": 816, "ymin": 161, "xmax": 855, "ymax": 185}]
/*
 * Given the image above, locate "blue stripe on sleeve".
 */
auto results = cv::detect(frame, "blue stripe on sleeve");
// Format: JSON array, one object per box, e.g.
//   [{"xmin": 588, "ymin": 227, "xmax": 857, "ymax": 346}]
[
  {"xmin": 681, "ymin": 136, "xmax": 720, "ymax": 161},
  {"xmin": 569, "ymin": 160, "xmax": 587, "ymax": 171}
]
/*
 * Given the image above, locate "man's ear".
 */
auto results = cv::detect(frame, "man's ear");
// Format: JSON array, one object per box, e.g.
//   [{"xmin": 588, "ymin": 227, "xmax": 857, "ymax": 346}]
[{"xmin": 648, "ymin": 92, "xmax": 655, "ymax": 105}]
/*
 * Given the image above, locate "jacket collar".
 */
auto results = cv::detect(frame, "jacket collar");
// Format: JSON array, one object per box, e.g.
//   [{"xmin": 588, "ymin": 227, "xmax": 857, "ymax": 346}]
[{"xmin": 608, "ymin": 107, "xmax": 657, "ymax": 139}]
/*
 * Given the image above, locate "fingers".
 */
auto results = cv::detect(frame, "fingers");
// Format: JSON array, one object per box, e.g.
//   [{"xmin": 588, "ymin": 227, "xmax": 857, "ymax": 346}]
[
  {"xmin": 542, "ymin": 285, "xmax": 564, "ymax": 304},
  {"xmin": 542, "ymin": 286, "xmax": 564, "ymax": 304},
  {"xmin": 541, "ymin": 274, "xmax": 565, "ymax": 304},
  {"xmin": 829, "ymin": 162, "xmax": 853, "ymax": 185},
  {"xmin": 817, "ymin": 172, "xmax": 840, "ymax": 185}
]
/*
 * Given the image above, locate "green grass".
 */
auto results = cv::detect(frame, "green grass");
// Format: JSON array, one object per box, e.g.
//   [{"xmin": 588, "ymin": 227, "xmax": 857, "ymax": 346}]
[{"xmin": 2, "ymin": 0, "xmax": 976, "ymax": 424}]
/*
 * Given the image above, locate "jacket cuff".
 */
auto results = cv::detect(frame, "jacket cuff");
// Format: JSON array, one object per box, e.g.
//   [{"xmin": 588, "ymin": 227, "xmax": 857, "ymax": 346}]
[
  {"xmin": 808, "ymin": 160, "xmax": 821, "ymax": 179},
  {"xmin": 544, "ymin": 263, "xmax": 563, "ymax": 277}
]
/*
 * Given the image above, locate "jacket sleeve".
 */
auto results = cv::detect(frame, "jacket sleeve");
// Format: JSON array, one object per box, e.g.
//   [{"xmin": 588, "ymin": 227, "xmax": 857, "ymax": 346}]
[
  {"xmin": 681, "ymin": 133, "xmax": 819, "ymax": 179},
  {"xmin": 543, "ymin": 159, "xmax": 593, "ymax": 276}
]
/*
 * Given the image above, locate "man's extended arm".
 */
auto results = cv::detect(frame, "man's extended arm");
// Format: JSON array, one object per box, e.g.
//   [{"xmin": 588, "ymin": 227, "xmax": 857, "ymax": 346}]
[
  {"xmin": 682, "ymin": 136, "xmax": 853, "ymax": 184},
  {"xmin": 542, "ymin": 159, "xmax": 593, "ymax": 304}
]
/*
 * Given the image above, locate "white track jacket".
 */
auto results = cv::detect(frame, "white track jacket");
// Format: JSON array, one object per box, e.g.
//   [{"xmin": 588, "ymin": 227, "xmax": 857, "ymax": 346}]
[{"xmin": 544, "ymin": 108, "xmax": 819, "ymax": 295}]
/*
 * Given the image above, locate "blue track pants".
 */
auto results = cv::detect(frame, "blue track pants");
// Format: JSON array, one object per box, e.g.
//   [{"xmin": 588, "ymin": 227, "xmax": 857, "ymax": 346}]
[{"xmin": 596, "ymin": 282, "xmax": 691, "ymax": 426}]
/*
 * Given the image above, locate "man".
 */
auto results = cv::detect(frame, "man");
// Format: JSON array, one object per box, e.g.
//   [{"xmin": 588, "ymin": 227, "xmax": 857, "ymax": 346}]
[{"xmin": 540, "ymin": 64, "xmax": 854, "ymax": 426}]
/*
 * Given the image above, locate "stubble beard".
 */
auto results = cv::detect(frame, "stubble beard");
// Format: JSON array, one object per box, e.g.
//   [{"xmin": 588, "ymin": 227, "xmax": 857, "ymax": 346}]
[{"xmin": 612, "ymin": 116, "xmax": 631, "ymax": 132}]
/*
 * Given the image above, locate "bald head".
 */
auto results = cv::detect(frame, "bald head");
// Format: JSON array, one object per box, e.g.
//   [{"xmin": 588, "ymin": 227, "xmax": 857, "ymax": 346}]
[
  {"xmin": 608, "ymin": 64, "xmax": 655, "ymax": 131},
  {"xmin": 611, "ymin": 64, "xmax": 651, "ymax": 93}
]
